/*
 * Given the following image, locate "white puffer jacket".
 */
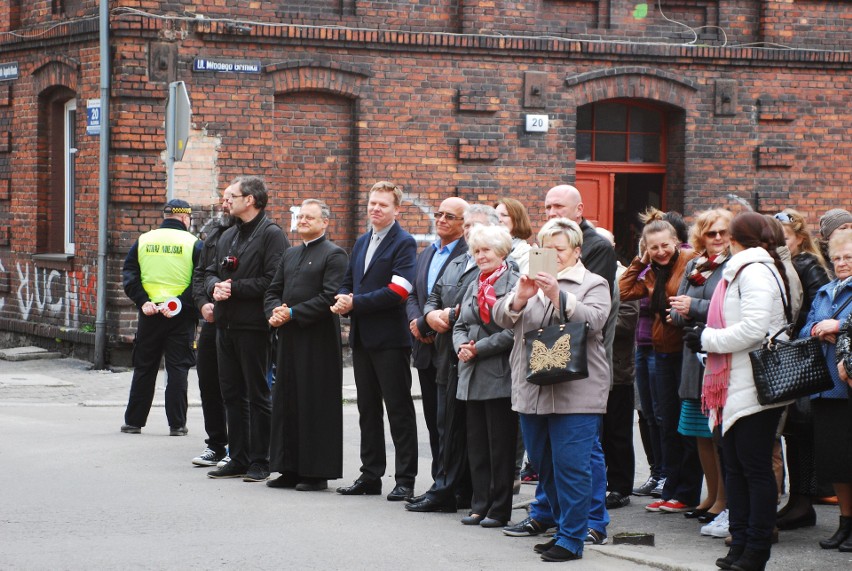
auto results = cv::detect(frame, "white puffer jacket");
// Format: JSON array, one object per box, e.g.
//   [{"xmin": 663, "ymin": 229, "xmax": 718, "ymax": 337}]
[{"xmin": 700, "ymin": 247, "xmax": 793, "ymax": 435}]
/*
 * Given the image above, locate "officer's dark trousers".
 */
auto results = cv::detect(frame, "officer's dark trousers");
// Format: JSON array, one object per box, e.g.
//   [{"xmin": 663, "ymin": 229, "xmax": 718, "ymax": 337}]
[
  {"xmin": 216, "ymin": 328, "xmax": 271, "ymax": 468},
  {"xmin": 196, "ymin": 323, "xmax": 228, "ymax": 455},
  {"xmin": 124, "ymin": 312, "xmax": 196, "ymax": 429}
]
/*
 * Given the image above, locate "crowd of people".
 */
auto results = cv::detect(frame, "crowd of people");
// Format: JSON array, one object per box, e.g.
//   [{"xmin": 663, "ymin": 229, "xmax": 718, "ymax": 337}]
[{"xmin": 118, "ymin": 178, "xmax": 852, "ymax": 568}]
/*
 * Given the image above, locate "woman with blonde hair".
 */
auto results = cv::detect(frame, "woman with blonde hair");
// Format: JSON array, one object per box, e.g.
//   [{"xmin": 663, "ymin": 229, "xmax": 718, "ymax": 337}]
[
  {"xmin": 670, "ymin": 209, "xmax": 733, "ymax": 528},
  {"xmin": 620, "ymin": 208, "xmax": 698, "ymax": 513},
  {"xmin": 494, "ymin": 197, "xmax": 533, "ymax": 274},
  {"xmin": 494, "ymin": 218, "xmax": 610, "ymax": 562}
]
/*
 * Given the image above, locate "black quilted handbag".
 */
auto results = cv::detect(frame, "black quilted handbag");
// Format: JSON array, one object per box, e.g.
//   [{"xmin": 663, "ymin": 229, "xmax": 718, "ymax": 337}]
[
  {"xmin": 748, "ymin": 280, "xmax": 852, "ymax": 405},
  {"xmin": 749, "ymin": 332, "xmax": 834, "ymax": 405}
]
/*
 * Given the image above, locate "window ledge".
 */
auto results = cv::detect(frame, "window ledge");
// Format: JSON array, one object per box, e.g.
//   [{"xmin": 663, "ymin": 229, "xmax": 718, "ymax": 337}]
[{"xmin": 32, "ymin": 253, "xmax": 75, "ymax": 271}]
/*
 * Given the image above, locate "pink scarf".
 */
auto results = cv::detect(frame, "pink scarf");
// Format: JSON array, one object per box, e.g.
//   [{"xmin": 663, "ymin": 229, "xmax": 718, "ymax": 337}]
[
  {"xmin": 701, "ymin": 279, "xmax": 731, "ymax": 428},
  {"xmin": 477, "ymin": 262, "xmax": 507, "ymax": 324}
]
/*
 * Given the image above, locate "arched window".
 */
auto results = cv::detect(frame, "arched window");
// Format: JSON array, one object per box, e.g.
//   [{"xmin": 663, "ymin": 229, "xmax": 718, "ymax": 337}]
[{"xmin": 577, "ymin": 100, "xmax": 666, "ymax": 164}]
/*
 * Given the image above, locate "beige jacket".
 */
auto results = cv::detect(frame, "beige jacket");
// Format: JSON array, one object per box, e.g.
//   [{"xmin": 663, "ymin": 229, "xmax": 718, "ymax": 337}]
[{"xmin": 493, "ymin": 262, "xmax": 611, "ymax": 415}]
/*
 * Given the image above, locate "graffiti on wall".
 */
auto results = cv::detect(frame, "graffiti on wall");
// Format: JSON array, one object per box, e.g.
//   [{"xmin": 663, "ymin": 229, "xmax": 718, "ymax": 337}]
[{"xmin": 0, "ymin": 255, "xmax": 97, "ymax": 329}]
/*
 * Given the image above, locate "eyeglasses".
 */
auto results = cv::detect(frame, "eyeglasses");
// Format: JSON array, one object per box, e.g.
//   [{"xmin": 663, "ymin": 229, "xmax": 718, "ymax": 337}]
[
  {"xmin": 830, "ymin": 255, "xmax": 852, "ymax": 266},
  {"xmin": 774, "ymin": 212, "xmax": 793, "ymax": 223},
  {"xmin": 703, "ymin": 229, "xmax": 728, "ymax": 239},
  {"xmin": 434, "ymin": 211, "xmax": 460, "ymax": 221}
]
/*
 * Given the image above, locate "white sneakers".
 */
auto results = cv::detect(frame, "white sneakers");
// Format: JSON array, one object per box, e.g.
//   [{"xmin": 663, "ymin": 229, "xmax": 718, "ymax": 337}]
[{"xmin": 700, "ymin": 509, "xmax": 730, "ymax": 538}]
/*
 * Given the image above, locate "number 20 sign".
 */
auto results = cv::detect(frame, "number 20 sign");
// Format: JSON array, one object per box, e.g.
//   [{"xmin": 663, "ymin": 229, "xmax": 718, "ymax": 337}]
[{"xmin": 525, "ymin": 114, "xmax": 549, "ymax": 133}]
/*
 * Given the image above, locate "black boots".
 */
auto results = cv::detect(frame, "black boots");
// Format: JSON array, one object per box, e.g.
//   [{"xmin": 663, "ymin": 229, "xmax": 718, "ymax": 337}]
[
  {"xmin": 716, "ymin": 545, "xmax": 745, "ymax": 570},
  {"xmin": 729, "ymin": 548, "xmax": 770, "ymax": 571},
  {"xmin": 819, "ymin": 515, "xmax": 852, "ymax": 549}
]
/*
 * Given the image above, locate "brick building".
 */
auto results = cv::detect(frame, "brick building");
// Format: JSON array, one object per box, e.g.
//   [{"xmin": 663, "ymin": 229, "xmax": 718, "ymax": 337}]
[{"xmin": 0, "ymin": 1, "xmax": 850, "ymax": 362}]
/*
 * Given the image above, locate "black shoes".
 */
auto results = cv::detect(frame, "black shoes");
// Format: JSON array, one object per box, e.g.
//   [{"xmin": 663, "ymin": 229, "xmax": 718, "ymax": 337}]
[
  {"xmin": 406, "ymin": 493, "xmax": 428, "ymax": 504},
  {"xmin": 169, "ymin": 426, "xmax": 188, "ymax": 436},
  {"xmin": 776, "ymin": 505, "xmax": 816, "ymax": 530},
  {"xmin": 207, "ymin": 461, "xmax": 249, "ymax": 479},
  {"xmin": 120, "ymin": 424, "xmax": 141, "ymax": 434},
  {"xmin": 296, "ymin": 479, "xmax": 328, "ymax": 492},
  {"xmin": 540, "ymin": 545, "xmax": 581, "ymax": 562},
  {"xmin": 820, "ymin": 515, "xmax": 852, "ymax": 549},
  {"xmin": 716, "ymin": 545, "xmax": 745, "ymax": 570},
  {"xmin": 502, "ymin": 516, "xmax": 554, "ymax": 537},
  {"xmin": 387, "ymin": 485, "xmax": 414, "ymax": 502},
  {"xmin": 729, "ymin": 548, "xmax": 769, "ymax": 571},
  {"xmin": 534, "ymin": 538, "xmax": 557, "ymax": 554},
  {"xmin": 480, "ymin": 517, "xmax": 507, "ymax": 528},
  {"xmin": 243, "ymin": 463, "xmax": 270, "ymax": 482},
  {"xmin": 404, "ymin": 496, "xmax": 457, "ymax": 513},
  {"xmin": 605, "ymin": 491, "xmax": 630, "ymax": 509},
  {"xmin": 267, "ymin": 473, "xmax": 299, "ymax": 488},
  {"xmin": 336, "ymin": 478, "xmax": 382, "ymax": 496}
]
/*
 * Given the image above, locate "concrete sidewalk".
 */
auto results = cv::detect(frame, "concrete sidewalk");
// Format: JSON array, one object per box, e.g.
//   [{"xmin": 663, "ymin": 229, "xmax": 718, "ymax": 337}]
[{"xmin": 1, "ymin": 354, "xmax": 849, "ymax": 570}]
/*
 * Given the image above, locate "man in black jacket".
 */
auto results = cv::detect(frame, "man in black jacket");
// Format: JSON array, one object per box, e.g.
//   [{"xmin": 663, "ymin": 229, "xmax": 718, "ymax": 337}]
[
  {"xmin": 203, "ymin": 176, "xmax": 289, "ymax": 482},
  {"xmin": 189, "ymin": 189, "xmax": 234, "ymax": 467}
]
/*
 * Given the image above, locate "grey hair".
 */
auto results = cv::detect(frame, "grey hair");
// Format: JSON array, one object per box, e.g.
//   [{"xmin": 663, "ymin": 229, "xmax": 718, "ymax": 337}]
[
  {"xmin": 302, "ymin": 198, "xmax": 330, "ymax": 220},
  {"xmin": 538, "ymin": 217, "xmax": 584, "ymax": 249},
  {"xmin": 464, "ymin": 204, "xmax": 500, "ymax": 226},
  {"xmin": 468, "ymin": 224, "xmax": 513, "ymax": 259}
]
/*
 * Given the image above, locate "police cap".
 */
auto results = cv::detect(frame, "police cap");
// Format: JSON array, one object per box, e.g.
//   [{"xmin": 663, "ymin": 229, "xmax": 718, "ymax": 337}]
[{"xmin": 163, "ymin": 199, "xmax": 192, "ymax": 215}]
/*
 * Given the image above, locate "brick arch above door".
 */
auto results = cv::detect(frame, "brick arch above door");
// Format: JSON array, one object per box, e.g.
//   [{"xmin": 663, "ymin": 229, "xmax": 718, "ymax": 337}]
[
  {"xmin": 267, "ymin": 62, "xmax": 370, "ymax": 99},
  {"xmin": 565, "ymin": 66, "xmax": 698, "ymax": 110}
]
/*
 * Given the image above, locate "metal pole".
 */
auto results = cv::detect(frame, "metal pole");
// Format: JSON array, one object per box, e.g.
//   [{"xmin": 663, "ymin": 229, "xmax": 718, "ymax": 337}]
[
  {"xmin": 166, "ymin": 82, "xmax": 176, "ymax": 200},
  {"xmin": 94, "ymin": 0, "xmax": 110, "ymax": 369}
]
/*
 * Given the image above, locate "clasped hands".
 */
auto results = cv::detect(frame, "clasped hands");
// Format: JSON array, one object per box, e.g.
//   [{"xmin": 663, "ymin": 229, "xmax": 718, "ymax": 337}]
[
  {"xmin": 142, "ymin": 301, "xmax": 177, "ymax": 319},
  {"xmin": 330, "ymin": 293, "xmax": 353, "ymax": 315},
  {"xmin": 269, "ymin": 303, "xmax": 293, "ymax": 327}
]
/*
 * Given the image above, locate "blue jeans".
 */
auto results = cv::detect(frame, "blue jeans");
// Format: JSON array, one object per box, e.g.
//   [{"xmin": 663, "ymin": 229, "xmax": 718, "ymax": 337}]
[
  {"xmin": 635, "ymin": 345, "xmax": 663, "ymax": 480},
  {"xmin": 521, "ymin": 413, "xmax": 603, "ymax": 555}
]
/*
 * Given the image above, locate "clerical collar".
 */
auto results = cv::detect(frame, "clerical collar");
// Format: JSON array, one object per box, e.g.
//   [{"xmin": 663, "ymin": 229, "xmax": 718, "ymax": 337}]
[{"xmin": 302, "ymin": 234, "xmax": 326, "ymax": 246}]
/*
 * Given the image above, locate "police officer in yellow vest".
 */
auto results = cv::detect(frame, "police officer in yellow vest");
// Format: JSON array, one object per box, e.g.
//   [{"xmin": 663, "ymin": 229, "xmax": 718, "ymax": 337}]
[{"xmin": 121, "ymin": 199, "xmax": 202, "ymax": 436}]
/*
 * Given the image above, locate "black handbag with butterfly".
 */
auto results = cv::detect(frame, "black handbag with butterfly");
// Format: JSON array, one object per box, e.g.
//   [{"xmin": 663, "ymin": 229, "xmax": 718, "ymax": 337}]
[{"xmin": 522, "ymin": 292, "xmax": 590, "ymax": 385}]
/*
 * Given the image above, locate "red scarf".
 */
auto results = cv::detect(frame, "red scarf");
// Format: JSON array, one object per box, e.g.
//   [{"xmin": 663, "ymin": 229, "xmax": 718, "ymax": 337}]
[
  {"xmin": 701, "ymin": 279, "xmax": 731, "ymax": 428},
  {"xmin": 687, "ymin": 251, "xmax": 728, "ymax": 286},
  {"xmin": 477, "ymin": 262, "xmax": 508, "ymax": 324}
]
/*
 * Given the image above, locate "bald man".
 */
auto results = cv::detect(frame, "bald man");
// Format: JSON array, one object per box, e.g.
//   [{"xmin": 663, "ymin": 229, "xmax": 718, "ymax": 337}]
[
  {"xmin": 407, "ymin": 197, "xmax": 470, "ymax": 483},
  {"xmin": 544, "ymin": 185, "xmax": 616, "ymax": 290}
]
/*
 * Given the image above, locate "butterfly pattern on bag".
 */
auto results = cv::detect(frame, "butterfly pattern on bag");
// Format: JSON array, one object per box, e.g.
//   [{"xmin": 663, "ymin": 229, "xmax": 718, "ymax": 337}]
[{"xmin": 529, "ymin": 334, "xmax": 573, "ymax": 374}]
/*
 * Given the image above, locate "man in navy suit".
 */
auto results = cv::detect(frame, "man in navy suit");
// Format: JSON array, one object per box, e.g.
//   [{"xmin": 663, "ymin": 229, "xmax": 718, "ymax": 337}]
[
  {"xmin": 332, "ymin": 181, "xmax": 418, "ymax": 501},
  {"xmin": 406, "ymin": 197, "xmax": 469, "ymax": 480}
]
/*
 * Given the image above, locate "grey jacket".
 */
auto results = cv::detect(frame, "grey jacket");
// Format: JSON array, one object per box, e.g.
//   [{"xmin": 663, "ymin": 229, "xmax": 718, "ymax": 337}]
[
  {"xmin": 453, "ymin": 266, "xmax": 520, "ymax": 401},
  {"xmin": 670, "ymin": 254, "xmax": 729, "ymax": 400},
  {"xmin": 493, "ymin": 262, "xmax": 611, "ymax": 415}
]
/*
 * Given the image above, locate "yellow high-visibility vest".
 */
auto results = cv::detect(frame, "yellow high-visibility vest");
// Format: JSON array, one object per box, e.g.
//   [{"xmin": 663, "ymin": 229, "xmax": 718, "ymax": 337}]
[{"xmin": 138, "ymin": 228, "xmax": 197, "ymax": 303}]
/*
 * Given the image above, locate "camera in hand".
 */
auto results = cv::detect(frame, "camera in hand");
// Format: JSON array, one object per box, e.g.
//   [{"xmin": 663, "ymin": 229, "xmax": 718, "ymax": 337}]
[{"xmin": 221, "ymin": 256, "xmax": 239, "ymax": 271}]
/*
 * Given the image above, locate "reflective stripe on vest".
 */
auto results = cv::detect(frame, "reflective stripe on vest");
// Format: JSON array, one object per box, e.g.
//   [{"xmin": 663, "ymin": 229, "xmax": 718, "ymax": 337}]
[{"xmin": 138, "ymin": 228, "xmax": 198, "ymax": 303}]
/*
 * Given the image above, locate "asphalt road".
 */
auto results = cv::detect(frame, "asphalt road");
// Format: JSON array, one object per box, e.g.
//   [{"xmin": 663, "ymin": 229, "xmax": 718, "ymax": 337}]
[{"xmin": 0, "ymin": 357, "xmax": 849, "ymax": 570}]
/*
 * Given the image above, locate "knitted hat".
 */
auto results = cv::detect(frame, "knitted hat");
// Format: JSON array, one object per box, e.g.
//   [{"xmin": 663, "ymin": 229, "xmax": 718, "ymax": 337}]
[
  {"xmin": 819, "ymin": 208, "xmax": 852, "ymax": 240},
  {"xmin": 163, "ymin": 199, "xmax": 192, "ymax": 215}
]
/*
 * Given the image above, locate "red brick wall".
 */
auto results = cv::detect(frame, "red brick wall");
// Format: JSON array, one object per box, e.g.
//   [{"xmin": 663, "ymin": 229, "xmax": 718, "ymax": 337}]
[{"xmin": 1, "ymin": 1, "xmax": 852, "ymax": 358}]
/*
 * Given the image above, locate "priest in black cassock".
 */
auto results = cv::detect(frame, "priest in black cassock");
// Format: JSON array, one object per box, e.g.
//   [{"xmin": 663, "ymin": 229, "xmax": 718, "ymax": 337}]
[{"xmin": 263, "ymin": 199, "xmax": 349, "ymax": 491}]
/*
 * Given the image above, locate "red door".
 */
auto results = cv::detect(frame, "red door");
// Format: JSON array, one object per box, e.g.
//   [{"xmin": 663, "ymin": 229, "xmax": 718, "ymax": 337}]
[{"xmin": 575, "ymin": 171, "xmax": 614, "ymax": 230}]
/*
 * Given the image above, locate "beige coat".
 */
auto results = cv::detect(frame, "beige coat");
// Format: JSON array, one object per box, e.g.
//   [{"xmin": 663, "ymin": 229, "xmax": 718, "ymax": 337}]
[{"xmin": 493, "ymin": 262, "xmax": 611, "ymax": 415}]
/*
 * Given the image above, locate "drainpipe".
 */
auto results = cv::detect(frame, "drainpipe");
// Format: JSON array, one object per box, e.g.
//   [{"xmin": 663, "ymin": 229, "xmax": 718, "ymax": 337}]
[{"xmin": 94, "ymin": 0, "xmax": 110, "ymax": 369}]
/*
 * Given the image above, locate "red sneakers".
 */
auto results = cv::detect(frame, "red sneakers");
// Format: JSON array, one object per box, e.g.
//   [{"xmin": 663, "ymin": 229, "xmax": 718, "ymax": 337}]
[
  {"xmin": 645, "ymin": 499, "xmax": 667, "ymax": 512},
  {"xmin": 659, "ymin": 500, "xmax": 693, "ymax": 513}
]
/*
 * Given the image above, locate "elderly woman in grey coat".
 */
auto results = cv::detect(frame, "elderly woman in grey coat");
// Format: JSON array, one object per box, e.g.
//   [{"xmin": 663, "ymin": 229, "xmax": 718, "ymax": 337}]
[
  {"xmin": 493, "ymin": 218, "xmax": 611, "ymax": 563},
  {"xmin": 453, "ymin": 224, "xmax": 521, "ymax": 528}
]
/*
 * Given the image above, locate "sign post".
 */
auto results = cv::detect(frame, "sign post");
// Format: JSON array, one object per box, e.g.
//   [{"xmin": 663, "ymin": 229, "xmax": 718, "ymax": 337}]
[{"xmin": 165, "ymin": 81, "xmax": 191, "ymax": 199}]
